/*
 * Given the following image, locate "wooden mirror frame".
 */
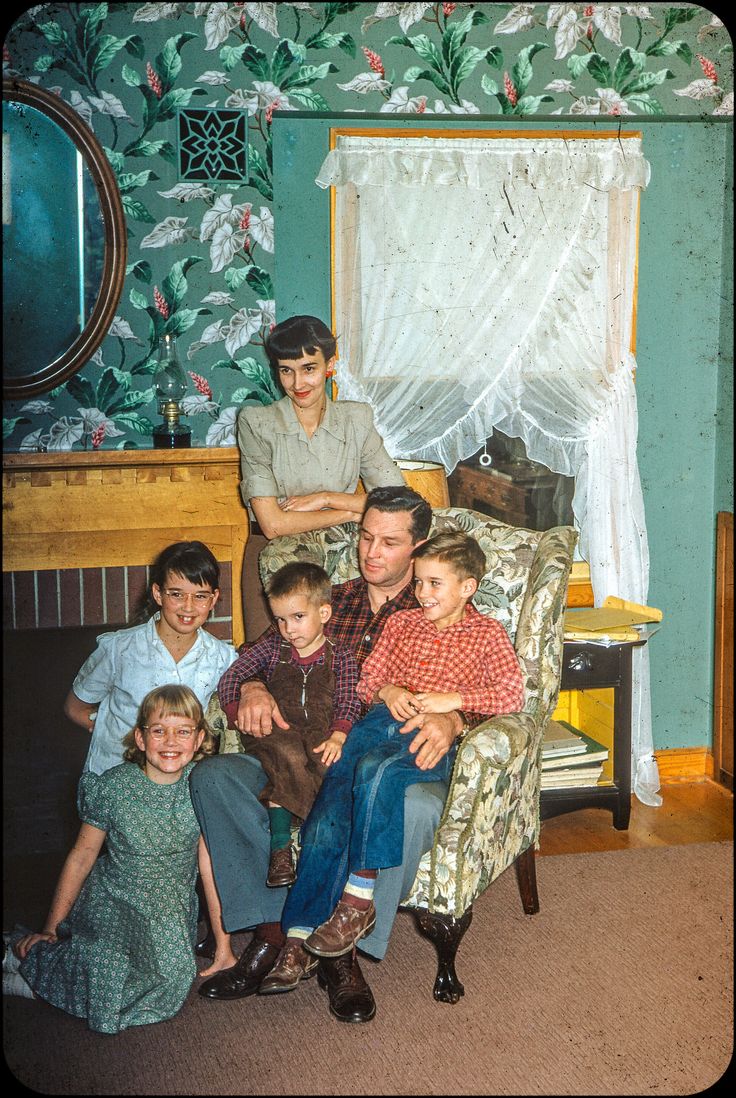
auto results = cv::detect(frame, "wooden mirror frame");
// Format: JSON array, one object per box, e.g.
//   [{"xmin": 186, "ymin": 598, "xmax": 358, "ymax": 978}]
[{"xmin": 2, "ymin": 77, "xmax": 127, "ymax": 401}]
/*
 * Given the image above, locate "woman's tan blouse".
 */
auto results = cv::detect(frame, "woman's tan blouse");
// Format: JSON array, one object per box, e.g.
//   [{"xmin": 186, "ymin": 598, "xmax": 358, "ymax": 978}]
[{"xmin": 237, "ymin": 396, "xmax": 404, "ymax": 507}]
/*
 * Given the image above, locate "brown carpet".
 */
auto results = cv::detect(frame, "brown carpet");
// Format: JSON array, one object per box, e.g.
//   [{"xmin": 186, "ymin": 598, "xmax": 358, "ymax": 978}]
[{"xmin": 3, "ymin": 841, "xmax": 732, "ymax": 1096}]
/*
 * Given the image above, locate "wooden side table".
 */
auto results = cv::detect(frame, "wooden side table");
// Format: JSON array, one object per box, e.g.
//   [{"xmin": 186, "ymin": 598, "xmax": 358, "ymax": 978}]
[{"xmin": 541, "ymin": 639, "xmax": 646, "ymax": 830}]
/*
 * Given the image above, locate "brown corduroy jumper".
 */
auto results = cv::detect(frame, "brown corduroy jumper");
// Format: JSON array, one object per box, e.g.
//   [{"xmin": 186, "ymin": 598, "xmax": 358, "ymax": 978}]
[{"xmin": 241, "ymin": 640, "xmax": 336, "ymax": 820}]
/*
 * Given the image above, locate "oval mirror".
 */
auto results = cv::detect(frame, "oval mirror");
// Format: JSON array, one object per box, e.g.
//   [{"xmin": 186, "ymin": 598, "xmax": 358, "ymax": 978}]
[{"xmin": 2, "ymin": 77, "xmax": 127, "ymax": 401}]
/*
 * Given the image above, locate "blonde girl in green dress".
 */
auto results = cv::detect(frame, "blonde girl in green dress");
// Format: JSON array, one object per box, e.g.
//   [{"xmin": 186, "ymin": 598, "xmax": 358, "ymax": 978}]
[{"xmin": 11, "ymin": 685, "xmax": 216, "ymax": 1034}]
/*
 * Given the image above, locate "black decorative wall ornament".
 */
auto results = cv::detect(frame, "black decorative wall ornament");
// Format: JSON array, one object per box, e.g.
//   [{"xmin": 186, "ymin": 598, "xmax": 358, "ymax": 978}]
[{"xmin": 177, "ymin": 107, "xmax": 248, "ymax": 182}]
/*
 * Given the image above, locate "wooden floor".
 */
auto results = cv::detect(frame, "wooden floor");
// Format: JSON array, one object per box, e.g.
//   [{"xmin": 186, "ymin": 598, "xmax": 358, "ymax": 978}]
[{"xmin": 538, "ymin": 778, "xmax": 733, "ymax": 856}]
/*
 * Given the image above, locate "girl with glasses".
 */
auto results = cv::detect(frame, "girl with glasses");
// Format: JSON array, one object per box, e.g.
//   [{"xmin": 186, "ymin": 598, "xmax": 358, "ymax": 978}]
[
  {"xmin": 63, "ymin": 541, "xmax": 237, "ymax": 776},
  {"xmin": 5, "ymin": 686, "xmax": 216, "ymax": 1033}
]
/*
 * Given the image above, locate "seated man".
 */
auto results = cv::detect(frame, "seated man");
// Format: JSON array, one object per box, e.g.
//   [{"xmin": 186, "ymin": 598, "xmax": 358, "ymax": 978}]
[
  {"xmin": 263, "ymin": 532, "xmax": 523, "ymax": 992},
  {"xmin": 190, "ymin": 486, "xmax": 481, "ymax": 1022}
]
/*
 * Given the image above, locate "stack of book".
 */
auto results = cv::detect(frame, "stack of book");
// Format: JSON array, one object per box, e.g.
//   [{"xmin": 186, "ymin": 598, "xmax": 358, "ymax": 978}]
[{"xmin": 541, "ymin": 719, "xmax": 609, "ymax": 789}]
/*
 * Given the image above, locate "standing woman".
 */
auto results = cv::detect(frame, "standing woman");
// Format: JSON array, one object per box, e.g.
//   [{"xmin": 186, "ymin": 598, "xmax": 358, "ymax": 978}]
[{"xmin": 238, "ymin": 315, "xmax": 404, "ymax": 640}]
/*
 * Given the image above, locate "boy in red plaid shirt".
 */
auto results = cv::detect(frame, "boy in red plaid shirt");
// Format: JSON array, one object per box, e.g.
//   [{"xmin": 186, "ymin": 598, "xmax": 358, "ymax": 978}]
[{"xmin": 262, "ymin": 531, "xmax": 523, "ymax": 992}]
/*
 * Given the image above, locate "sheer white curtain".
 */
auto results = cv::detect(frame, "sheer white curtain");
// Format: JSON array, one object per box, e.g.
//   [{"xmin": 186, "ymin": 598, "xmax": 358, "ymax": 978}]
[{"xmin": 317, "ymin": 134, "xmax": 661, "ymax": 806}]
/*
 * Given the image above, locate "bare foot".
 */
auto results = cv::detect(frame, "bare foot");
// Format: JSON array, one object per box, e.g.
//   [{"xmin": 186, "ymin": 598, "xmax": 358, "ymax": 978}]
[{"xmin": 199, "ymin": 948, "xmax": 238, "ymax": 979}]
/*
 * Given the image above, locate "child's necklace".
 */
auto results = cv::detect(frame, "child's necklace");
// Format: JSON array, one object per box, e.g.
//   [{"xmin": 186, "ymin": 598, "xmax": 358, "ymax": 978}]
[{"xmin": 298, "ymin": 664, "xmax": 313, "ymax": 717}]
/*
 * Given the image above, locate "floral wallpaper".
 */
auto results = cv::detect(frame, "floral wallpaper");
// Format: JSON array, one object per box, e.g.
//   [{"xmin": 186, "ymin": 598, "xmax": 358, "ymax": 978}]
[{"xmin": 2, "ymin": 2, "xmax": 733, "ymax": 452}]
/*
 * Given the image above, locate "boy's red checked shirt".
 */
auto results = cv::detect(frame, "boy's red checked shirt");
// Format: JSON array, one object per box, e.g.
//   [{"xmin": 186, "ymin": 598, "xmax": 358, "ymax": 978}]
[{"xmin": 357, "ymin": 604, "xmax": 524, "ymax": 719}]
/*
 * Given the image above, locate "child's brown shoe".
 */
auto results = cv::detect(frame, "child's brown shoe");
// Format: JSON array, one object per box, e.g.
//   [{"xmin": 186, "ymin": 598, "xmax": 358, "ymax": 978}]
[
  {"xmin": 304, "ymin": 901, "xmax": 376, "ymax": 957},
  {"xmin": 258, "ymin": 940, "xmax": 318, "ymax": 994},
  {"xmin": 266, "ymin": 844, "xmax": 295, "ymax": 887}
]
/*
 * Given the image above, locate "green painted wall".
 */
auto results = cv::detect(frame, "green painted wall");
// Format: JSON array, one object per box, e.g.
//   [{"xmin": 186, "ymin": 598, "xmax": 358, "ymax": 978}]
[
  {"xmin": 634, "ymin": 121, "xmax": 731, "ymax": 750},
  {"xmin": 2, "ymin": 4, "xmax": 733, "ymax": 755},
  {"xmin": 715, "ymin": 132, "xmax": 734, "ymax": 516}
]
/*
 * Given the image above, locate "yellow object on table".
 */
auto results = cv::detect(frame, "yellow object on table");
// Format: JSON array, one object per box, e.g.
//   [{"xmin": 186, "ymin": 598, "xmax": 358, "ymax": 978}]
[
  {"xmin": 564, "ymin": 596, "xmax": 662, "ymax": 642},
  {"xmin": 562, "ymin": 623, "xmax": 641, "ymax": 642}
]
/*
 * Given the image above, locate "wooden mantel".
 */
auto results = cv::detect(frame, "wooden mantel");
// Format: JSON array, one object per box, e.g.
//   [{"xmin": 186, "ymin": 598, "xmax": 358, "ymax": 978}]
[
  {"xmin": 3, "ymin": 447, "xmax": 250, "ymax": 645},
  {"xmin": 2, "ymin": 448, "xmax": 454, "ymax": 647},
  {"xmin": 3, "ymin": 447, "xmax": 589, "ymax": 646}
]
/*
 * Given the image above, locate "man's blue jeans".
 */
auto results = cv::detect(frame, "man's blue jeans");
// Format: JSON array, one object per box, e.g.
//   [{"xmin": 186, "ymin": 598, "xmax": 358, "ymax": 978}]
[{"xmin": 281, "ymin": 704, "xmax": 457, "ymax": 933}]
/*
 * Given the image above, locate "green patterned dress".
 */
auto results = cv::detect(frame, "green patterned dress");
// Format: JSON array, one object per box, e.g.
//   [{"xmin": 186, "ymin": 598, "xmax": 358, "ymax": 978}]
[{"xmin": 20, "ymin": 762, "xmax": 200, "ymax": 1034}]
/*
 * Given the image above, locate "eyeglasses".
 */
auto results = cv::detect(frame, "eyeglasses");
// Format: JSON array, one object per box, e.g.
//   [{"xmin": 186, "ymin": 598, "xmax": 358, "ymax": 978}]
[
  {"xmin": 161, "ymin": 589, "xmax": 215, "ymax": 606},
  {"xmin": 144, "ymin": 725, "xmax": 199, "ymax": 740}
]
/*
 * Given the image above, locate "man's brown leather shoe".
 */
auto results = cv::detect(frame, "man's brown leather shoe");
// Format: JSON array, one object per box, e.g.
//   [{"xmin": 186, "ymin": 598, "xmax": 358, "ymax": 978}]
[
  {"xmin": 198, "ymin": 938, "xmax": 280, "ymax": 1000},
  {"xmin": 317, "ymin": 952, "xmax": 376, "ymax": 1023},
  {"xmin": 266, "ymin": 844, "xmax": 295, "ymax": 887},
  {"xmin": 258, "ymin": 939, "xmax": 319, "ymax": 994},
  {"xmin": 305, "ymin": 901, "xmax": 376, "ymax": 957}
]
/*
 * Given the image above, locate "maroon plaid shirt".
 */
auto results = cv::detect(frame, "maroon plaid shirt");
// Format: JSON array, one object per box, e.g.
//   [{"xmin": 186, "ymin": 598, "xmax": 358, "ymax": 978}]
[
  {"xmin": 218, "ymin": 632, "xmax": 359, "ymax": 735},
  {"xmin": 218, "ymin": 577, "xmax": 417, "ymax": 729},
  {"xmin": 323, "ymin": 576, "xmax": 419, "ymax": 668}
]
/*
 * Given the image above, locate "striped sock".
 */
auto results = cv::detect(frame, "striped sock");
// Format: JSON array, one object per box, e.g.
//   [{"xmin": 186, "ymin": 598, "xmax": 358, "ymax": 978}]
[
  {"xmin": 342, "ymin": 870, "xmax": 377, "ymax": 911},
  {"xmin": 285, "ymin": 927, "xmax": 314, "ymax": 941}
]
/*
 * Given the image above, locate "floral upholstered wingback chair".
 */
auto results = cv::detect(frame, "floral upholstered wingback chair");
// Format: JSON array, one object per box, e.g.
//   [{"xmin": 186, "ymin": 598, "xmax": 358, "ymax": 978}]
[{"xmin": 257, "ymin": 507, "xmax": 577, "ymax": 1003}]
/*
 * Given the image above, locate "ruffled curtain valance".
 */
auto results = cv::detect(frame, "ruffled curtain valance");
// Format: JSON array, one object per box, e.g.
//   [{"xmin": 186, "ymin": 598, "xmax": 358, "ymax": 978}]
[{"xmin": 316, "ymin": 136, "xmax": 651, "ymax": 192}]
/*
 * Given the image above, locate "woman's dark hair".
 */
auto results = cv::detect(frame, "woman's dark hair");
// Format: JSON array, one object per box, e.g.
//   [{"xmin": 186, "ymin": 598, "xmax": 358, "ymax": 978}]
[
  {"xmin": 264, "ymin": 315, "xmax": 337, "ymax": 370},
  {"xmin": 133, "ymin": 541, "xmax": 220, "ymax": 623}
]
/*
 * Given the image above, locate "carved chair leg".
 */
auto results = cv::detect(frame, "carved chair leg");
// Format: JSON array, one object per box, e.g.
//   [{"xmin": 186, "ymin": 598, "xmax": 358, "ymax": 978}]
[
  {"xmin": 415, "ymin": 906, "xmax": 473, "ymax": 1004},
  {"xmin": 514, "ymin": 845, "xmax": 540, "ymax": 915}
]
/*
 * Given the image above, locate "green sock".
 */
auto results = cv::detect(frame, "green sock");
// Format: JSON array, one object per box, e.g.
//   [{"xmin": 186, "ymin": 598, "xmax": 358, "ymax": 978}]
[{"xmin": 268, "ymin": 806, "xmax": 292, "ymax": 852}]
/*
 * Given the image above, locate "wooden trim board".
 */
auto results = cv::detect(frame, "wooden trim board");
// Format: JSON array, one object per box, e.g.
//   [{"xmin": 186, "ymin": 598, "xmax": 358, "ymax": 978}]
[
  {"xmin": 654, "ymin": 747, "xmax": 714, "ymax": 783},
  {"xmin": 713, "ymin": 511, "xmax": 734, "ymax": 789}
]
